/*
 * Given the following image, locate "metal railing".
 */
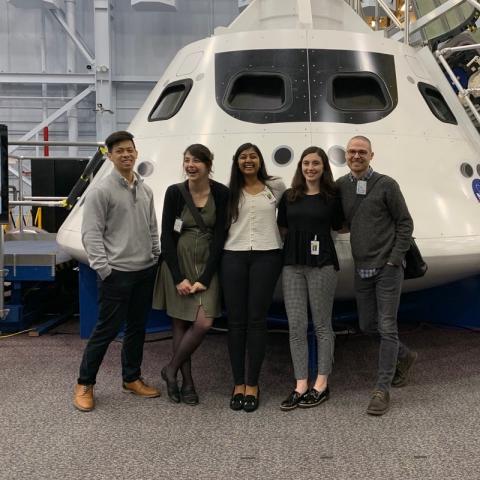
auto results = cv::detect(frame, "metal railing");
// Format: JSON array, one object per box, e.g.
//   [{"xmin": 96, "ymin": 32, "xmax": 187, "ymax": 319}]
[
  {"xmin": 7, "ymin": 139, "xmax": 103, "ymax": 234},
  {"xmin": 1, "ymin": 139, "xmax": 105, "ymax": 320},
  {"xmin": 435, "ymin": 44, "xmax": 480, "ymax": 125},
  {"xmin": 350, "ymin": 0, "xmax": 480, "ymax": 131},
  {"xmin": 353, "ymin": 0, "xmax": 480, "ymax": 46}
]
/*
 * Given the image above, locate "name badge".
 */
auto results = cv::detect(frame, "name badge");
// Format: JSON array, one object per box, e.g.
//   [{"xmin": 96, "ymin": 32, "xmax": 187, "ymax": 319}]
[
  {"xmin": 356, "ymin": 180, "xmax": 367, "ymax": 195},
  {"xmin": 174, "ymin": 217, "xmax": 183, "ymax": 233},
  {"xmin": 264, "ymin": 188, "xmax": 276, "ymax": 204},
  {"xmin": 310, "ymin": 235, "xmax": 320, "ymax": 256}
]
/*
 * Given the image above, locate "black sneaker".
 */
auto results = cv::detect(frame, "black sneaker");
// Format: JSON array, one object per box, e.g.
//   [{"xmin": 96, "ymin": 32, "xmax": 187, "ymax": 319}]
[
  {"xmin": 392, "ymin": 351, "xmax": 418, "ymax": 388},
  {"xmin": 298, "ymin": 386, "xmax": 330, "ymax": 408},
  {"xmin": 366, "ymin": 389, "xmax": 390, "ymax": 416},
  {"xmin": 280, "ymin": 390, "xmax": 308, "ymax": 411}
]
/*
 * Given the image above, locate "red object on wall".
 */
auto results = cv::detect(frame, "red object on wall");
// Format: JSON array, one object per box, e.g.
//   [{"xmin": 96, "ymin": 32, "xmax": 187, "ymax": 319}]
[{"xmin": 43, "ymin": 127, "xmax": 49, "ymax": 156}]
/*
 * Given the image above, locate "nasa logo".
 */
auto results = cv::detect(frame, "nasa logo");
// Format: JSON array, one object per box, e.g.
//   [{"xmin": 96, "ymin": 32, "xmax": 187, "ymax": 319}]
[{"xmin": 472, "ymin": 179, "xmax": 480, "ymax": 203}]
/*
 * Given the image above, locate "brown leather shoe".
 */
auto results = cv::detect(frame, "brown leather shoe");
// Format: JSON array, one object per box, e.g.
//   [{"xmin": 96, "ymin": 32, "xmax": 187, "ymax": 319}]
[
  {"xmin": 366, "ymin": 389, "xmax": 390, "ymax": 416},
  {"xmin": 392, "ymin": 351, "xmax": 418, "ymax": 388},
  {"xmin": 73, "ymin": 384, "xmax": 94, "ymax": 412},
  {"xmin": 123, "ymin": 378, "xmax": 161, "ymax": 398}
]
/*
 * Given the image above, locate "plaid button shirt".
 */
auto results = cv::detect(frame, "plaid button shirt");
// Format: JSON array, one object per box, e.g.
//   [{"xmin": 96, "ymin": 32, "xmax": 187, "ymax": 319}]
[{"xmin": 349, "ymin": 167, "xmax": 379, "ymax": 279}]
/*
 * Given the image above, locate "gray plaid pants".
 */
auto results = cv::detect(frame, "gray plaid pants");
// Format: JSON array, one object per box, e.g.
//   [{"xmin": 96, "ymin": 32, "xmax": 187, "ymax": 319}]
[{"xmin": 283, "ymin": 265, "xmax": 337, "ymax": 379}]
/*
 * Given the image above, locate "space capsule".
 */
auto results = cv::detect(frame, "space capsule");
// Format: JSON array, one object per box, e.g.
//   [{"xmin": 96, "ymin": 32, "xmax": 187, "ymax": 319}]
[{"xmin": 57, "ymin": 0, "xmax": 480, "ymax": 299}]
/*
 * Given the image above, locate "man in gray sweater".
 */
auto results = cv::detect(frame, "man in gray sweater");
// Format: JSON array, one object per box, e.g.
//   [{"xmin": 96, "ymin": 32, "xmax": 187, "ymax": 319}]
[
  {"xmin": 337, "ymin": 136, "xmax": 417, "ymax": 416},
  {"xmin": 73, "ymin": 130, "xmax": 161, "ymax": 412}
]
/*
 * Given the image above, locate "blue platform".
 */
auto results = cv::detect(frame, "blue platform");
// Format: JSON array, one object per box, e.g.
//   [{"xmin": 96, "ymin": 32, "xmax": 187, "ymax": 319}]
[
  {"xmin": 78, "ymin": 263, "xmax": 171, "ymax": 339},
  {"xmin": 78, "ymin": 259, "xmax": 480, "ymax": 339},
  {"xmin": 397, "ymin": 274, "xmax": 480, "ymax": 329},
  {"xmin": 77, "ymin": 261, "xmax": 480, "ymax": 379},
  {"xmin": 1, "ymin": 237, "xmax": 74, "ymax": 333}
]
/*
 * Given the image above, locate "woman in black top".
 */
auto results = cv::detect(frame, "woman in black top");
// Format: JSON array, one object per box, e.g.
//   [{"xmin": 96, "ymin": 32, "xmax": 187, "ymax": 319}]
[
  {"xmin": 277, "ymin": 146, "xmax": 344, "ymax": 411},
  {"xmin": 152, "ymin": 144, "xmax": 229, "ymax": 404}
]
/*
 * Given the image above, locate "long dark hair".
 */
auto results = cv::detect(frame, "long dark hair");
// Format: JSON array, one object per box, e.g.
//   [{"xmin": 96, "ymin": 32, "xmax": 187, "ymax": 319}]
[
  {"xmin": 287, "ymin": 146, "xmax": 336, "ymax": 202},
  {"xmin": 227, "ymin": 143, "xmax": 274, "ymax": 224}
]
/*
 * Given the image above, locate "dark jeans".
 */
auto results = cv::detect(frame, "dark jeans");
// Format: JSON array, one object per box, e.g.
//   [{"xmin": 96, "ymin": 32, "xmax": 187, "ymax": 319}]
[
  {"xmin": 355, "ymin": 264, "xmax": 410, "ymax": 392},
  {"xmin": 221, "ymin": 250, "xmax": 282, "ymax": 386},
  {"xmin": 78, "ymin": 265, "xmax": 156, "ymax": 385}
]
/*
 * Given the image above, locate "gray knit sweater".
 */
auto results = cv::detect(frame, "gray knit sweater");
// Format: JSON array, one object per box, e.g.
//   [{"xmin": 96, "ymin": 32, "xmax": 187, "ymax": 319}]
[
  {"xmin": 81, "ymin": 169, "xmax": 160, "ymax": 279},
  {"xmin": 336, "ymin": 171, "xmax": 413, "ymax": 269}
]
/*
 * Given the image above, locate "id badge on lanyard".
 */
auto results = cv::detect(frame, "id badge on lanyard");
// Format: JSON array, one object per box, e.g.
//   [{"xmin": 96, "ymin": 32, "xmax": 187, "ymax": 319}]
[
  {"xmin": 174, "ymin": 217, "xmax": 183, "ymax": 233},
  {"xmin": 356, "ymin": 180, "xmax": 367, "ymax": 195},
  {"xmin": 311, "ymin": 235, "xmax": 320, "ymax": 256},
  {"xmin": 263, "ymin": 187, "xmax": 276, "ymax": 204}
]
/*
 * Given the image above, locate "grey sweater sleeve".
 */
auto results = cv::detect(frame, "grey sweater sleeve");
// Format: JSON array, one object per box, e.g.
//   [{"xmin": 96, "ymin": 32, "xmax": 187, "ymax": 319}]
[
  {"xmin": 147, "ymin": 188, "xmax": 160, "ymax": 261},
  {"xmin": 268, "ymin": 178, "xmax": 287, "ymax": 206},
  {"xmin": 386, "ymin": 180, "xmax": 414, "ymax": 266},
  {"xmin": 81, "ymin": 188, "xmax": 111, "ymax": 280}
]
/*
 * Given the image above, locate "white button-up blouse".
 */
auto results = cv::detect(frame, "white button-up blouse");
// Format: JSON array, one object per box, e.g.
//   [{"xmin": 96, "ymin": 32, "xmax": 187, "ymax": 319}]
[{"xmin": 224, "ymin": 178, "xmax": 286, "ymax": 251}]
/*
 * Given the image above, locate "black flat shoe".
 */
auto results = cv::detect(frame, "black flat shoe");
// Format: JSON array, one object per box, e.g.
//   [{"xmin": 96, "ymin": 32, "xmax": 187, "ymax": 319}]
[
  {"xmin": 181, "ymin": 384, "xmax": 199, "ymax": 406},
  {"xmin": 280, "ymin": 390, "xmax": 308, "ymax": 411},
  {"xmin": 230, "ymin": 388, "xmax": 244, "ymax": 411},
  {"xmin": 243, "ymin": 388, "xmax": 260, "ymax": 413},
  {"xmin": 298, "ymin": 386, "xmax": 330, "ymax": 408},
  {"xmin": 161, "ymin": 366, "xmax": 180, "ymax": 403}
]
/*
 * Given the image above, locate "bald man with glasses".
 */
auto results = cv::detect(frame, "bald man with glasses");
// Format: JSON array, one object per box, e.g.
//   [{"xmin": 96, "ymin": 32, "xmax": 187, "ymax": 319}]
[{"xmin": 336, "ymin": 135, "xmax": 417, "ymax": 416}]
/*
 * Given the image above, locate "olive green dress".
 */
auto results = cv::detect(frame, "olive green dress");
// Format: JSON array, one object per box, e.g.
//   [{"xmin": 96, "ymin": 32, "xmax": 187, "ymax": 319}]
[{"xmin": 153, "ymin": 193, "xmax": 221, "ymax": 321}]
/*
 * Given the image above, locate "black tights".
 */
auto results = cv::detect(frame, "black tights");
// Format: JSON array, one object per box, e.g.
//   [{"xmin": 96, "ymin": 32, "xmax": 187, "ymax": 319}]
[{"xmin": 164, "ymin": 307, "xmax": 213, "ymax": 386}]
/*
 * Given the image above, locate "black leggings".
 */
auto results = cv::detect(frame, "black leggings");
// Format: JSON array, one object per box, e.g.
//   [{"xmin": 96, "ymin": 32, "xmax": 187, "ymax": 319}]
[{"xmin": 221, "ymin": 250, "xmax": 282, "ymax": 386}]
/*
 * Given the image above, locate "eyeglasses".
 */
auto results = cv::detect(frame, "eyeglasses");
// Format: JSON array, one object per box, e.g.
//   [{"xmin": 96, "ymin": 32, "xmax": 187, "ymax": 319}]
[{"xmin": 346, "ymin": 149, "xmax": 370, "ymax": 157}]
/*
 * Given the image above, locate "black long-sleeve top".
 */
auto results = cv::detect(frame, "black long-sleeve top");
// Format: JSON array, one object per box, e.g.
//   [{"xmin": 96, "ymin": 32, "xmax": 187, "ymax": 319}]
[
  {"xmin": 161, "ymin": 180, "xmax": 229, "ymax": 287},
  {"xmin": 277, "ymin": 190, "xmax": 345, "ymax": 270}
]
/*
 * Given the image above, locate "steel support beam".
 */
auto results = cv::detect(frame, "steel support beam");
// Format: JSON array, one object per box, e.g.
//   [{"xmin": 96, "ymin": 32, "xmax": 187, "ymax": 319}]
[
  {"xmin": 94, "ymin": 0, "xmax": 115, "ymax": 140},
  {"xmin": 0, "ymin": 73, "xmax": 160, "ymax": 84},
  {"xmin": 0, "ymin": 73, "xmax": 94, "ymax": 84},
  {"xmin": 390, "ymin": 0, "xmax": 467, "ymax": 41},
  {"xmin": 466, "ymin": 0, "xmax": 480, "ymax": 10},
  {"xmin": 112, "ymin": 75, "xmax": 159, "ymax": 83},
  {"xmin": 10, "ymin": 140, "xmax": 102, "ymax": 147},
  {"xmin": 49, "ymin": 8, "xmax": 95, "ymax": 66},
  {"xmin": 14, "ymin": 156, "xmax": 91, "ymax": 161},
  {"xmin": 8, "ymin": 86, "xmax": 95, "ymax": 155},
  {"xmin": 404, "ymin": 0, "xmax": 410, "ymax": 44},
  {"xmin": 377, "ymin": 0, "xmax": 403, "ymax": 30}
]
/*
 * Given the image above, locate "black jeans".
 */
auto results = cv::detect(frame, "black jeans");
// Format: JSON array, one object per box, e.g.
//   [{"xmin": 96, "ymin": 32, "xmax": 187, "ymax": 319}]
[
  {"xmin": 221, "ymin": 250, "xmax": 282, "ymax": 386},
  {"xmin": 355, "ymin": 264, "xmax": 411, "ymax": 392},
  {"xmin": 78, "ymin": 265, "xmax": 156, "ymax": 385}
]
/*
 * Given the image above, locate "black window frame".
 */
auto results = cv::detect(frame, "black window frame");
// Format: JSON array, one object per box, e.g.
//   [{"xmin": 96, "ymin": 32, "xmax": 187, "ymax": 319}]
[
  {"xmin": 328, "ymin": 72, "xmax": 392, "ymax": 112},
  {"xmin": 148, "ymin": 79, "xmax": 193, "ymax": 122},
  {"xmin": 222, "ymin": 71, "xmax": 293, "ymax": 112},
  {"xmin": 417, "ymin": 82, "xmax": 457, "ymax": 125}
]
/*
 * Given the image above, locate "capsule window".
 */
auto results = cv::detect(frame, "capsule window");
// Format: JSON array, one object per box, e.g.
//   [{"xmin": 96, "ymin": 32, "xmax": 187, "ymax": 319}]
[
  {"xmin": 272, "ymin": 146, "xmax": 293, "ymax": 166},
  {"xmin": 148, "ymin": 79, "xmax": 193, "ymax": 121},
  {"xmin": 330, "ymin": 74, "xmax": 389, "ymax": 111},
  {"xmin": 418, "ymin": 82, "xmax": 457, "ymax": 125},
  {"xmin": 461, "ymin": 162, "xmax": 474, "ymax": 178},
  {"xmin": 328, "ymin": 145, "xmax": 347, "ymax": 167},
  {"xmin": 225, "ymin": 73, "xmax": 288, "ymax": 111}
]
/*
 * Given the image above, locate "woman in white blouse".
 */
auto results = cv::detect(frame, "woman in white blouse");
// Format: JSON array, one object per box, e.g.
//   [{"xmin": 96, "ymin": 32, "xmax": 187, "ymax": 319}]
[{"xmin": 222, "ymin": 143, "xmax": 286, "ymax": 412}]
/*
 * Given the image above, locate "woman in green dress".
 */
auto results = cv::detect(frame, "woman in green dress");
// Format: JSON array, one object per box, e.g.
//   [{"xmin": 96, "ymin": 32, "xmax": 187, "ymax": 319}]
[{"xmin": 153, "ymin": 144, "xmax": 229, "ymax": 405}]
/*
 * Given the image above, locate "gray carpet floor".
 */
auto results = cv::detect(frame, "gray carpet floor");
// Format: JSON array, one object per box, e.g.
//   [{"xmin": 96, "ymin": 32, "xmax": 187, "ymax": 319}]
[{"xmin": 1, "ymin": 321, "xmax": 479, "ymax": 480}]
